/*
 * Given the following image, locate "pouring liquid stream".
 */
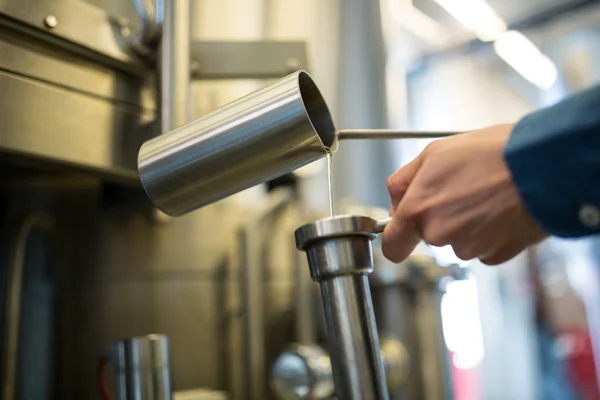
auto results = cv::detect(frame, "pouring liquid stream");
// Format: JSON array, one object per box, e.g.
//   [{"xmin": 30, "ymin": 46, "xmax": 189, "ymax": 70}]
[{"xmin": 325, "ymin": 147, "xmax": 335, "ymax": 217}]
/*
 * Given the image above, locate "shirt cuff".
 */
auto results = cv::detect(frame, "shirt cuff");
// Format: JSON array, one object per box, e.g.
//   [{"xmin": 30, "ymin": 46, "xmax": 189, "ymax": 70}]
[{"xmin": 504, "ymin": 107, "xmax": 600, "ymax": 238}]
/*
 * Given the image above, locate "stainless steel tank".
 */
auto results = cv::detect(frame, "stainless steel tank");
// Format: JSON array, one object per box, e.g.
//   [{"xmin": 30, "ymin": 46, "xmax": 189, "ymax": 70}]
[{"xmin": 370, "ymin": 248, "xmax": 466, "ymax": 400}]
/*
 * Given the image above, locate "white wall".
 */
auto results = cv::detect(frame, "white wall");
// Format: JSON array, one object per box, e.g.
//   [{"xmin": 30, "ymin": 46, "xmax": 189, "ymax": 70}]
[{"xmin": 403, "ymin": 54, "xmax": 535, "ymax": 164}]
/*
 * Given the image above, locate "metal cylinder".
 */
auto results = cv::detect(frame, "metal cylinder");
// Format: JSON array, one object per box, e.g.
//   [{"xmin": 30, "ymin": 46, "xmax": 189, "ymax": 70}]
[
  {"xmin": 270, "ymin": 339, "xmax": 408, "ymax": 400},
  {"xmin": 108, "ymin": 334, "xmax": 171, "ymax": 400},
  {"xmin": 270, "ymin": 344, "xmax": 334, "ymax": 399},
  {"xmin": 159, "ymin": 0, "xmax": 190, "ymax": 132},
  {"xmin": 295, "ymin": 216, "xmax": 389, "ymax": 400},
  {"xmin": 370, "ymin": 250, "xmax": 465, "ymax": 400},
  {"xmin": 2, "ymin": 214, "xmax": 55, "ymax": 400},
  {"xmin": 138, "ymin": 70, "xmax": 337, "ymax": 216}
]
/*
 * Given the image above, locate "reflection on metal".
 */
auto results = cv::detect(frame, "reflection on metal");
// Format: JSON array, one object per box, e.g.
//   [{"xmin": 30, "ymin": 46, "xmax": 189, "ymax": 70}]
[
  {"xmin": 2, "ymin": 214, "xmax": 55, "ymax": 400},
  {"xmin": 190, "ymin": 41, "xmax": 308, "ymax": 80},
  {"xmin": 0, "ymin": 0, "xmax": 145, "ymax": 74},
  {"xmin": 337, "ymin": 129, "xmax": 462, "ymax": 140},
  {"xmin": 270, "ymin": 344, "xmax": 334, "ymax": 400},
  {"xmin": 270, "ymin": 340, "xmax": 408, "ymax": 399},
  {"xmin": 104, "ymin": 334, "xmax": 172, "ymax": 400},
  {"xmin": 294, "ymin": 241, "xmax": 317, "ymax": 345},
  {"xmin": 0, "ymin": 71, "xmax": 148, "ymax": 183},
  {"xmin": 123, "ymin": 0, "xmax": 164, "ymax": 57},
  {"xmin": 0, "ymin": 0, "xmax": 156, "ymax": 182},
  {"xmin": 173, "ymin": 389, "xmax": 228, "ymax": 399},
  {"xmin": 0, "ymin": 38, "xmax": 154, "ymax": 108},
  {"xmin": 0, "ymin": 1, "xmax": 474, "ymax": 399},
  {"xmin": 370, "ymin": 250, "xmax": 466, "ymax": 400},
  {"xmin": 138, "ymin": 71, "xmax": 336, "ymax": 216},
  {"xmin": 239, "ymin": 189, "xmax": 295, "ymax": 400},
  {"xmin": 43, "ymin": 15, "xmax": 58, "ymax": 29},
  {"xmin": 295, "ymin": 215, "xmax": 389, "ymax": 400},
  {"xmin": 416, "ymin": 285, "xmax": 454, "ymax": 400},
  {"xmin": 138, "ymin": 65, "xmax": 464, "ymax": 216},
  {"xmin": 380, "ymin": 338, "xmax": 410, "ymax": 392},
  {"xmin": 159, "ymin": 0, "xmax": 189, "ymax": 132}
]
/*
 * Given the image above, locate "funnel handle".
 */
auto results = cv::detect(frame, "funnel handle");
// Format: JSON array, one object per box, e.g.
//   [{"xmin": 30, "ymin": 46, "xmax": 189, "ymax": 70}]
[
  {"xmin": 374, "ymin": 217, "xmax": 392, "ymax": 233},
  {"xmin": 337, "ymin": 129, "xmax": 462, "ymax": 140}
]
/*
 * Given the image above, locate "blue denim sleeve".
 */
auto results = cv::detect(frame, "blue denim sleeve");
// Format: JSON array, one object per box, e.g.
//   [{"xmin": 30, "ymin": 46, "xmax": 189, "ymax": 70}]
[{"xmin": 503, "ymin": 85, "xmax": 600, "ymax": 238}]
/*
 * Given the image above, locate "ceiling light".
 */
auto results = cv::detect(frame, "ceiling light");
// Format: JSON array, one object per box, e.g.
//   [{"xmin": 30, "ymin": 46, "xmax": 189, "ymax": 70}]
[
  {"xmin": 404, "ymin": 6, "xmax": 450, "ymax": 46},
  {"xmin": 494, "ymin": 30, "xmax": 558, "ymax": 89},
  {"xmin": 433, "ymin": 0, "xmax": 506, "ymax": 42},
  {"xmin": 389, "ymin": 0, "xmax": 449, "ymax": 47}
]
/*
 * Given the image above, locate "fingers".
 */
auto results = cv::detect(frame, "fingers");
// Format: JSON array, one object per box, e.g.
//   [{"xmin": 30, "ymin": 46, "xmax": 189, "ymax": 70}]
[
  {"xmin": 382, "ymin": 204, "xmax": 422, "ymax": 263},
  {"xmin": 387, "ymin": 151, "xmax": 426, "ymax": 211},
  {"xmin": 383, "ymin": 152, "xmax": 429, "ymax": 262}
]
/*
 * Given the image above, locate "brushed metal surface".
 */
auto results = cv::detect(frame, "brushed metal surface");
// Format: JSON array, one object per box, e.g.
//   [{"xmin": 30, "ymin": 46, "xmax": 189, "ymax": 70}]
[
  {"xmin": 1, "ymin": 183, "xmax": 246, "ymax": 398},
  {"xmin": 337, "ymin": 130, "xmax": 460, "ymax": 140},
  {"xmin": 238, "ymin": 189, "xmax": 293, "ymax": 400},
  {"xmin": 0, "ymin": 70, "xmax": 150, "ymax": 182},
  {"xmin": 2, "ymin": 214, "xmax": 55, "ymax": 400},
  {"xmin": 160, "ymin": 0, "xmax": 190, "ymax": 132},
  {"xmin": 0, "ymin": 0, "xmax": 144, "ymax": 72},
  {"xmin": 270, "ymin": 344, "xmax": 334, "ymax": 399},
  {"xmin": 320, "ymin": 275, "xmax": 388, "ymax": 400},
  {"xmin": 270, "ymin": 340, "xmax": 408, "ymax": 399},
  {"xmin": 0, "ymin": 36, "xmax": 155, "ymax": 109},
  {"xmin": 370, "ymin": 250, "xmax": 460, "ymax": 400},
  {"xmin": 295, "ymin": 215, "xmax": 385, "ymax": 281},
  {"xmin": 124, "ymin": 0, "xmax": 163, "ymax": 57},
  {"xmin": 137, "ymin": 70, "xmax": 337, "ymax": 216},
  {"xmin": 73, "ymin": 277, "xmax": 224, "ymax": 397},
  {"xmin": 294, "ymin": 215, "xmax": 380, "ymax": 252},
  {"xmin": 108, "ymin": 334, "xmax": 171, "ymax": 400},
  {"xmin": 295, "ymin": 216, "xmax": 388, "ymax": 400},
  {"xmin": 190, "ymin": 41, "xmax": 308, "ymax": 80},
  {"xmin": 67, "ymin": 203, "xmax": 242, "ymax": 398}
]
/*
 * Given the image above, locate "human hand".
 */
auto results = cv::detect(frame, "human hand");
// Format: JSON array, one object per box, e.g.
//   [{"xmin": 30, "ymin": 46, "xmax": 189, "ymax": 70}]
[{"xmin": 382, "ymin": 124, "xmax": 548, "ymax": 265}]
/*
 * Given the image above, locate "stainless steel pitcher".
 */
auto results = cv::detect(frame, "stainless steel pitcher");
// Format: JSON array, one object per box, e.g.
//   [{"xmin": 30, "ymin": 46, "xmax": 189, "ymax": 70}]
[
  {"xmin": 98, "ymin": 334, "xmax": 172, "ymax": 400},
  {"xmin": 138, "ymin": 70, "xmax": 459, "ymax": 216}
]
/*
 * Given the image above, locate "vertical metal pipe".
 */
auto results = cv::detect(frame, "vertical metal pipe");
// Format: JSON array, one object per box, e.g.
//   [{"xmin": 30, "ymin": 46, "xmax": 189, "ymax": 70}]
[
  {"xmin": 320, "ymin": 274, "xmax": 389, "ymax": 400},
  {"xmin": 2, "ymin": 214, "xmax": 54, "ymax": 400},
  {"xmin": 239, "ymin": 189, "xmax": 293, "ymax": 399},
  {"xmin": 415, "ymin": 285, "xmax": 454, "ymax": 400},
  {"xmin": 160, "ymin": 0, "xmax": 190, "ymax": 132},
  {"xmin": 109, "ymin": 334, "xmax": 171, "ymax": 400},
  {"xmin": 239, "ymin": 228, "xmax": 266, "ymax": 400},
  {"xmin": 295, "ymin": 216, "xmax": 389, "ymax": 400},
  {"xmin": 294, "ymin": 242, "xmax": 317, "ymax": 344}
]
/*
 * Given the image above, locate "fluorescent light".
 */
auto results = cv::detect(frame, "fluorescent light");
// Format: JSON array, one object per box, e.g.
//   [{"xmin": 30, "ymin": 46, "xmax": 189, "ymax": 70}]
[
  {"xmin": 441, "ymin": 277, "xmax": 485, "ymax": 370},
  {"xmin": 433, "ymin": 0, "xmax": 506, "ymax": 42},
  {"xmin": 388, "ymin": 0, "xmax": 449, "ymax": 47},
  {"xmin": 494, "ymin": 30, "xmax": 558, "ymax": 89},
  {"xmin": 404, "ymin": 6, "xmax": 450, "ymax": 46}
]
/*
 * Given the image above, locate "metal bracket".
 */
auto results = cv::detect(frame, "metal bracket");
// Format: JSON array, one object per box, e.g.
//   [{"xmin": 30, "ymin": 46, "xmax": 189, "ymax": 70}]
[{"xmin": 190, "ymin": 41, "xmax": 308, "ymax": 80}]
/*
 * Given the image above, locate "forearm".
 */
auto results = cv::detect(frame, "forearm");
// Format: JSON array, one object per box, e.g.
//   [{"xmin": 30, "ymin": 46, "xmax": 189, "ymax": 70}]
[{"xmin": 504, "ymin": 85, "xmax": 600, "ymax": 237}]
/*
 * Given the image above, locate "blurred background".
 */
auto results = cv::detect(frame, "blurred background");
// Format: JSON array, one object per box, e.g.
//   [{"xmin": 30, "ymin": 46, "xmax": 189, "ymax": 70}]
[{"xmin": 1, "ymin": 0, "xmax": 600, "ymax": 399}]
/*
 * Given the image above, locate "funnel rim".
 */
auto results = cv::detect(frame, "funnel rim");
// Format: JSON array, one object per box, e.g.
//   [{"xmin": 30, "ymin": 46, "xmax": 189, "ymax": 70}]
[{"xmin": 294, "ymin": 215, "xmax": 379, "ymax": 250}]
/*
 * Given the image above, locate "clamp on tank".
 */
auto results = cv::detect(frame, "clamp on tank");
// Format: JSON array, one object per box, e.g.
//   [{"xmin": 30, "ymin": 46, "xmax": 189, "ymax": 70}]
[{"xmin": 294, "ymin": 215, "xmax": 391, "ymax": 400}]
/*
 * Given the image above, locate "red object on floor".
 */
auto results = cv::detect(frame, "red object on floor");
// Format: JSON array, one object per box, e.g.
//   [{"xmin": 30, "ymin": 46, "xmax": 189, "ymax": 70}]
[
  {"xmin": 560, "ymin": 328, "xmax": 600, "ymax": 400},
  {"xmin": 449, "ymin": 351, "xmax": 481, "ymax": 400}
]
